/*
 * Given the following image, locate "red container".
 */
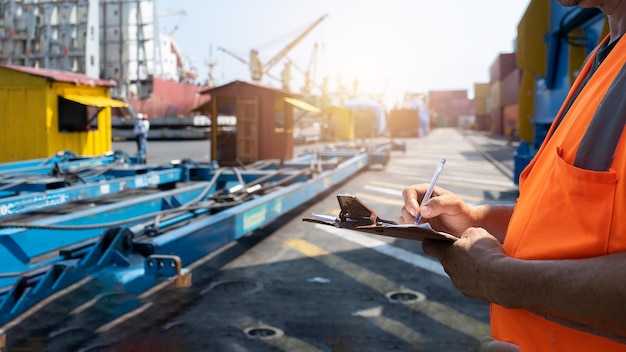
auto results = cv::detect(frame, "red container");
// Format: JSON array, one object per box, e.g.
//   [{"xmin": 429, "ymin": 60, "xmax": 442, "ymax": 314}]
[
  {"xmin": 474, "ymin": 114, "xmax": 492, "ymax": 131},
  {"xmin": 428, "ymin": 90, "xmax": 471, "ymax": 125},
  {"xmin": 491, "ymin": 106, "xmax": 504, "ymax": 136},
  {"xmin": 503, "ymin": 104, "xmax": 519, "ymax": 137},
  {"xmin": 502, "ymin": 68, "xmax": 522, "ymax": 106},
  {"xmin": 490, "ymin": 52, "xmax": 518, "ymax": 83}
]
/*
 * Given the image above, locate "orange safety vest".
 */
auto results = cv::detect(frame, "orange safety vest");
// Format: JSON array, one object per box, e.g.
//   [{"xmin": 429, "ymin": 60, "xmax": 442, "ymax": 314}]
[{"xmin": 491, "ymin": 35, "xmax": 626, "ymax": 351}]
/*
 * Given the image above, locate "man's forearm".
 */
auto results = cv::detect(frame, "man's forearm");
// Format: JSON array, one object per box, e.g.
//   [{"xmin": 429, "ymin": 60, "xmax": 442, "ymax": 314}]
[{"xmin": 491, "ymin": 251, "xmax": 626, "ymax": 340}]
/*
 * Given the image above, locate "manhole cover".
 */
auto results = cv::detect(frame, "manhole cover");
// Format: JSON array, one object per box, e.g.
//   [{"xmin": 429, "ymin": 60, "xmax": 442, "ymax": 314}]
[
  {"xmin": 244, "ymin": 326, "xmax": 284, "ymax": 340},
  {"xmin": 386, "ymin": 290, "xmax": 426, "ymax": 303}
]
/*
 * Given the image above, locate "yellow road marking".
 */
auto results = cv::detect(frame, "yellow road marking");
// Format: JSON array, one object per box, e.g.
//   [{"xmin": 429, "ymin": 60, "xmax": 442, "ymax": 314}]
[{"xmin": 285, "ymin": 239, "xmax": 490, "ymax": 340}]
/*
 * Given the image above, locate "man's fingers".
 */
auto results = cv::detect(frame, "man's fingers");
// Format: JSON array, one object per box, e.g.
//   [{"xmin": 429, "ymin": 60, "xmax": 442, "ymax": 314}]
[
  {"xmin": 420, "ymin": 193, "xmax": 462, "ymax": 220},
  {"xmin": 398, "ymin": 206, "xmax": 415, "ymax": 224},
  {"xmin": 419, "ymin": 194, "xmax": 444, "ymax": 219},
  {"xmin": 402, "ymin": 188, "xmax": 421, "ymax": 214},
  {"xmin": 422, "ymin": 238, "xmax": 452, "ymax": 260}
]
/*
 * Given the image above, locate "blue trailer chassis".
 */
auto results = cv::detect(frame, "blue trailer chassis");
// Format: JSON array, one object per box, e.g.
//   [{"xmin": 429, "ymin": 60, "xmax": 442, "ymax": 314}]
[{"xmin": 0, "ymin": 142, "xmax": 401, "ymax": 329}]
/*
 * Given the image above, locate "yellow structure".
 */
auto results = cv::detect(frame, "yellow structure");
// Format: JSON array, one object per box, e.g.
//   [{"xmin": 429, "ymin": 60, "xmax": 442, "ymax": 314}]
[
  {"xmin": 516, "ymin": 0, "xmax": 550, "ymax": 144},
  {"xmin": 516, "ymin": 0, "xmax": 608, "ymax": 144},
  {"xmin": 321, "ymin": 106, "xmax": 355, "ymax": 141},
  {"xmin": 0, "ymin": 65, "xmax": 127, "ymax": 162}
]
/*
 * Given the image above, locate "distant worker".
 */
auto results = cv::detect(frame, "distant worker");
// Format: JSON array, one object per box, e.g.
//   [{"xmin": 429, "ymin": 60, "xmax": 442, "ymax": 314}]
[{"xmin": 133, "ymin": 113, "xmax": 150, "ymax": 163}]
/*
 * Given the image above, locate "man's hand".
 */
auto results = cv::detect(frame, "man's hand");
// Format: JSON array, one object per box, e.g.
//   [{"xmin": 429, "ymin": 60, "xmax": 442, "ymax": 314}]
[
  {"xmin": 399, "ymin": 183, "xmax": 476, "ymax": 237},
  {"xmin": 422, "ymin": 227, "xmax": 507, "ymax": 302}
]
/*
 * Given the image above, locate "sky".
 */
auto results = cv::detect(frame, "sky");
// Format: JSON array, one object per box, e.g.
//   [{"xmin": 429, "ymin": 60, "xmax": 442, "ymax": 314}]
[{"xmin": 156, "ymin": 0, "xmax": 532, "ymax": 108}]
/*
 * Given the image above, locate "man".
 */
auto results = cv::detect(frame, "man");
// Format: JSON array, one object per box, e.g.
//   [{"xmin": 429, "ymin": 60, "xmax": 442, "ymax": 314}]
[
  {"xmin": 133, "ymin": 113, "xmax": 150, "ymax": 163},
  {"xmin": 399, "ymin": 0, "xmax": 626, "ymax": 350}
]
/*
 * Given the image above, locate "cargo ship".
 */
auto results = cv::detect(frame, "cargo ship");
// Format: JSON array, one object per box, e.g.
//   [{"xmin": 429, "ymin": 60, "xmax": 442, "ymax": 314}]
[{"xmin": 0, "ymin": 0, "xmax": 210, "ymax": 133}]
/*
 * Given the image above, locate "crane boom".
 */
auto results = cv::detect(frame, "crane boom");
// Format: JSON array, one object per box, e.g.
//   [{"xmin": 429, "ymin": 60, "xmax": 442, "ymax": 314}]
[
  {"xmin": 218, "ymin": 14, "xmax": 327, "ymax": 83},
  {"xmin": 262, "ymin": 14, "xmax": 328, "ymax": 74},
  {"xmin": 217, "ymin": 47, "xmax": 249, "ymax": 66}
]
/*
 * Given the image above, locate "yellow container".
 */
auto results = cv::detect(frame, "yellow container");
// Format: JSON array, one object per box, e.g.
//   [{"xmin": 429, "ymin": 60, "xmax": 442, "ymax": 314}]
[
  {"xmin": 322, "ymin": 106, "xmax": 354, "ymax": 141},
  {"xmin": 517, "ymin": 0, "xmax": 550, "ymax": 76},
  {"xmin": 490, "ymin": 81, "xmax": 503, "ymax": 109},
  {"xmin": 518, "ymin": 70, "xmax": 536, "ymax": 143},
  {"xmin": 474, "ymin": 83, "xmax": 491, "ymax": 99},
  {"xmin": 474, "ymin": 97, "xmax": 489, "ymax": 116},
  {"xmin": 0, "ymin": 65, "xmax": 126, "ymax": 162}
]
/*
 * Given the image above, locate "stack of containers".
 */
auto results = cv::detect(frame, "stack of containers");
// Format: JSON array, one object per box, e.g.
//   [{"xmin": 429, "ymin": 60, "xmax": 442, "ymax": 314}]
[
  {"xmin": 473, "ymin": 83, "xmax": 491, "ymax": 131},
  {"xmin": 488, "ymin": 52, "xmax": 521, "ymax": 136},
  {"xmin": 428, "ymin": 90, "xmax": 473, "ymax": 128}
]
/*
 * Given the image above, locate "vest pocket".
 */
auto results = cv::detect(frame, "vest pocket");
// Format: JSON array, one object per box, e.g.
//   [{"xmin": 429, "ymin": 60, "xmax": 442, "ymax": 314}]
[{"xmin": 508, "ymin": 147, "xmax": 617, "ymax": 259}]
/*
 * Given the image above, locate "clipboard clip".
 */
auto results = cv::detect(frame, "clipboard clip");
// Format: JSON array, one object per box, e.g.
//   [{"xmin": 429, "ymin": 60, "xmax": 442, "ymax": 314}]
[{"xmin": 336, "ymin": 194, "xmax": 396, "ymax": 228}]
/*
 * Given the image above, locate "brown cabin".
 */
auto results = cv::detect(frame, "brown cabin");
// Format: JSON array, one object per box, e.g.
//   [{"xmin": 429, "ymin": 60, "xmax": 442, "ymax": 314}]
[{"xmin": 198, "ymin": 81, "xmax": 320, "ymax": 165}]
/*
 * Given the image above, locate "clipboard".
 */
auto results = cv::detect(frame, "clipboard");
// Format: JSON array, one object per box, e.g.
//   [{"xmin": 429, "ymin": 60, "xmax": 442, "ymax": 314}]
[{"xmin": 302, "ymin": 194, "xmax": 458, "ymax": 242}]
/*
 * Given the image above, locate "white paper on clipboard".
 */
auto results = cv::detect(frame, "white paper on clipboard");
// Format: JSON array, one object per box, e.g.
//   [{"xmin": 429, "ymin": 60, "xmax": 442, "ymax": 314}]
[{"xmin": 303, "ymin": 194, "xmax": 457, "ymax": 242}]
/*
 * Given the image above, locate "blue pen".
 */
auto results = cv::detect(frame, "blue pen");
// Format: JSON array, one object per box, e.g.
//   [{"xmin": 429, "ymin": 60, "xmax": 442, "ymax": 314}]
[{"xmin": 415, "ymin": 157, "xmax": 446, "ymax": 223}]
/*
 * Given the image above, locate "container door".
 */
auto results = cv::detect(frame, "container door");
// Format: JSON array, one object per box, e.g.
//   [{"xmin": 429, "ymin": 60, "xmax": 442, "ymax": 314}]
[{"xmin": 236, "ymin": 98, "xmax": 258, "ymax": 163}]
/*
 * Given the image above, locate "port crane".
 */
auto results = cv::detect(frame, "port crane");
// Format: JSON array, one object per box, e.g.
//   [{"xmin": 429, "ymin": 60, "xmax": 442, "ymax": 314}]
[
  {"xmin": 218, "ymin": 14, "xmax": 327, "ymax": 84},
  {"xmin": 204, "ymin": 45, "xmax": 218, "ymax": 88},
  {"xmin": 290, "ymin": 42, "xmax": 320, "ymax": 97}
]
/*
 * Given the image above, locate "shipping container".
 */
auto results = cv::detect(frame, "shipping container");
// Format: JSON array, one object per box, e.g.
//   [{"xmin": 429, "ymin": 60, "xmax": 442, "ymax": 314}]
[
  {"xmin": 490, "ymin": 81, "xmax": 503, "ymax": 109},
  {"xmin": 474, "ymin": 114, "xmax": 492, "ymax": 131},
  {"xmin": 388, "ymin": 109, "xmax": 419, "ymax": 137},
  {"xmin": 517, "ymin": 0, "xmax": 550, "ymax": 78},
  {"xmin": 474, "ymin": 97, "xmax": 489, "ymax": 116},
  {"xmin": 352, "ymin": 109, "xmax": 379, "ymax": 139},
  {"xmin": 321, "ymin": 106, "xmax": 355, "ymax": 141},
  {"xmin": 503, "ymin": 104, "xmax": 520, "ymax": 138},
  {"xmin": 518, "ymin": 70, "xmax": 536, "ymax": 143},
  {"xmin": 428, "ymin": 89, "xmax": 472, "ymax": 128},
  {"xmin": 502, "ymin": 68, "xmax": 522, "ymax": 106},
  {"xmin": 489, "ymin": 52, "xmax": 517, "ymax": 83},
  {"xmin": 429, "ymin": 90, "xmax": 467, "ymax": 100},
  {"xmin": 474, "ymin": 83, "xmax": 491, "ymax": 99},
  {"xmin": 490, "ymin": 107, "xmax": 504, "ymax": 136}
]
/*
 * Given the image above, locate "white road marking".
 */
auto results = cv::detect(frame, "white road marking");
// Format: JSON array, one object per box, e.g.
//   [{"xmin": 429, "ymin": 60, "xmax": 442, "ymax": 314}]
[
  {"xmin": 364, "ymin": 184, "xmax": 403, "ymax": 197},
  {"xmin": 314, "ymin": 224, "xmax": 448, "ymax": 278},
  {"xmin": 386, "ymin": 168, "xmax": 516, "ymax": 188}
]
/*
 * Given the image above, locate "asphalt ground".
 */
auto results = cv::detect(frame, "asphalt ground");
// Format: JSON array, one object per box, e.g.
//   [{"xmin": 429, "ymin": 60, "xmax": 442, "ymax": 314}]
[{"xmin": 4, "ymin": 128, "xmax": 520, "ymax": 351}]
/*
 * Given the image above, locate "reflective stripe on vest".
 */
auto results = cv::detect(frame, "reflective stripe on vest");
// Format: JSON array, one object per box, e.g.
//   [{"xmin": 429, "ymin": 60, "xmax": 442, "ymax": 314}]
[{"xmin": 575, "ymin": 61, "xmax": 626, "ymax": 170}]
